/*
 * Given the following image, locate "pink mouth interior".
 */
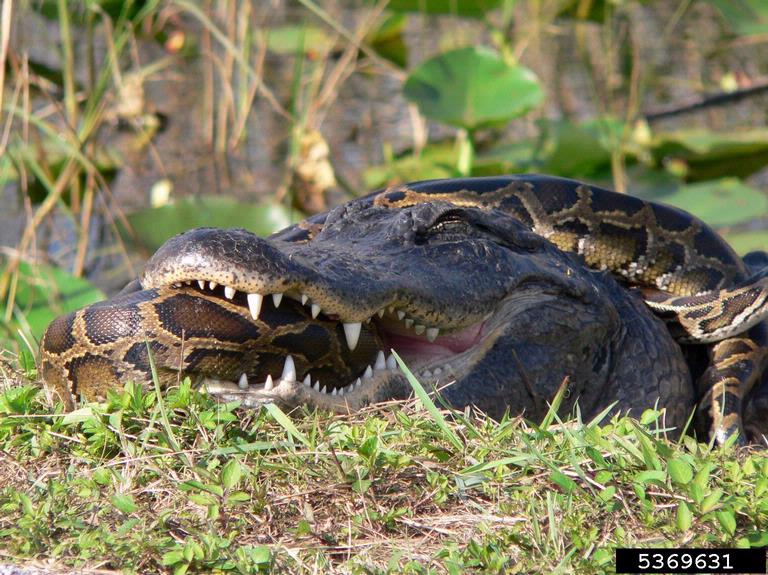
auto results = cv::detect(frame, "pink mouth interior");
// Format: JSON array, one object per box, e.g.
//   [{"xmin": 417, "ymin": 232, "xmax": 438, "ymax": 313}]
[{"xmin": 379, "ymin": 319, "xmax": 486, "ymax": 365}]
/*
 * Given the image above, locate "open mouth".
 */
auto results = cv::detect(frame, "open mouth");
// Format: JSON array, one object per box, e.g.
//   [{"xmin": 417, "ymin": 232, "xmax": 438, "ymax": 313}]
[{"xmin": 169, "ymin": 278, "xmax": 490, "ymax": 404}]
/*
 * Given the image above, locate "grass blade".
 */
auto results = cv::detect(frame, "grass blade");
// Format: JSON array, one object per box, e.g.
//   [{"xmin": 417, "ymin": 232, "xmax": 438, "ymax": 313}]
[{"xmin": 391, "ymin": 350, "xmax": 463, "ymax": 452}]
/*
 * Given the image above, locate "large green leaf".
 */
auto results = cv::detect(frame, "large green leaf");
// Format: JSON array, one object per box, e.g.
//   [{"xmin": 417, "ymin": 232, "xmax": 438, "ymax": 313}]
[
  {"xmin": 123, "ymin": 197, "xmax": 298, "ymax": 252},
  {"xmin": 403, "ymin": 46, "xmax": 543, "ymax": 130},
  {"xmin": 372, "ymin": 0, "xmax": 503, "ymax": 17},
  {"xmin": 540, "ymin": 118, "xmax": 624, "ymax": 177},
  {"xmin": 707, "ymin": 0, "xmax": 768, "ymax": 36},
  {"xmin": 655, "ymin": 178, "xmax": 768, "ymax": 229},
  {"xmin": 650, "ymin": 129, "xmax": 768, "ymax": 181},
  {"xmin": 1, "ymin": 260, "xmax": 105, "ymax": 343}
]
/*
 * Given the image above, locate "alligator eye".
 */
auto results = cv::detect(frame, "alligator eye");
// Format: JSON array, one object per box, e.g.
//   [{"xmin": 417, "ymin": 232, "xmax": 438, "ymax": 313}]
[
  {"xmin": 415, "ymin": 211, "xmax": 472, "ymax": 245},
  {"xmin": 431, "ymin": 212, "xmax": 468, "ymax": 232}
]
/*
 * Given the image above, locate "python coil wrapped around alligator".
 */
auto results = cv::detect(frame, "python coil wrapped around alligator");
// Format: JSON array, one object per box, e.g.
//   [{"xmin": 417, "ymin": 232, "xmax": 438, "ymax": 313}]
[{"xmin": 41, "ymin": 175, "xmax": 768, "ymax": 444}]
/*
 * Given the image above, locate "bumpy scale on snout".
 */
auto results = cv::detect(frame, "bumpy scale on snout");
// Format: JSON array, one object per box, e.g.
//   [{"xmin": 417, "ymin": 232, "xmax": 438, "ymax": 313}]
[{"xmin": 42, "ymin": 198, "xmax": 695, "ymax": 433}]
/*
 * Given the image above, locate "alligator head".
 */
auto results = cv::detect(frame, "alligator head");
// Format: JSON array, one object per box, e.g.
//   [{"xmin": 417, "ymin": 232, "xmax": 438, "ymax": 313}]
[{"xmin": 137, "ymin": 198, "xmax": 693, "ymax": 424}]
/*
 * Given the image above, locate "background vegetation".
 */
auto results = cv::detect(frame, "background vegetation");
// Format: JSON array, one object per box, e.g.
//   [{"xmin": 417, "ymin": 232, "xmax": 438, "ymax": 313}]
[{"xmin": 0, "ymin": 0, "xmax": 767, "ymax": 573}]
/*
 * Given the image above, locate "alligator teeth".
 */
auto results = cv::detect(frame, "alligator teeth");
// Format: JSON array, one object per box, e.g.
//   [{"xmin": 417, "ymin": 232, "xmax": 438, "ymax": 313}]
[
  {"xmin": 302, "ymin": 374, "xmax": 311, "ymax": 387},
  {"xmin": 264, "ymin": 374, "xmax": 274, "ymax": 391},
  {"xmin": 386, "ymin": 354, "xmax": 397, "ymax": 370},
  {"xmin": 320, "ymin": 385, "xmax": 327, "ymax": 394},
  {"xmin": 374, "ymin": 351, "xmax": 386, "ymax": 371},
  {"xmin": 414, "ymin": 324, "xmax": 425, "ymax": 335},
  {"xmin": 364, "ymin": 365, "xmax": 373, "ymax": 380},
  {"xmin": 397, "ymin": 310, "xmax": 406, "ymax": 320},
  {"xmin": 209, "ymin": 281, "xmax": 218, "ymax": 290},
  {"xmin": 197, "ymin": 280, "xmax": 206, "ymax": 290},
  {"xmin": 355, "ymin": 377, "xmax": 362, "ymax": 389},
  {"xmin": 238, "ymin": 373, "xmax": 248, "ymax": 389},
  {"xmin": 246, "ymin": 293, "xmax": 264, "ymax": 319},
  {"xmin": 388, "ymin": 306, "xmax": 395, "ymax": 314},
  {"xmin": 377, "ymin": 309, "xmax": 385, "ymax": 318},
  {"xmin": 421, "ymin": 370, "xmax": 432, "ymax": 379},
  {"xmin": 343, "ymin": 322, "xmax": 362, "ymax": 351},
  {"xmin": 281, "ymin": 355, "xmax": 296, "ymax": 382},
  {"xmin": 404, "ymin": 318, "xmax": 414, "ymax": 329},
  {"xmin": 272, "ymin": 293, "xmax": 283, "ymax": 308},
  {"xmin": 184, "ymin": 280, "xmax": 192, "ymax": 285},
  {"xmin": 433, "ymin": 367, "xmax": 442, "ymax": 376},
  {"xmin": 311, "ymin": 303, "xmax": 321, "ymax": 318},
  {"xmin": 331, "ymin": 387, "xmax": 338, "ymax": 396},
  {"xmin": 426, "ymin": 327, "xmax": 439, "ymax": 342},
  {"xmin": 313, "ymin": 381, "xmax": 320, "ymax": 392},
  {"xmin": 301, "ymin": 294, "xmax": 309, "ymax": 305}
]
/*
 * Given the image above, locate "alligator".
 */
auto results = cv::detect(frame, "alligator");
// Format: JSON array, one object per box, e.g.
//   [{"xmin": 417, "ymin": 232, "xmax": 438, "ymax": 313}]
[{"xmin": 40, "ymin": 176, "xmax": 768, "ymax": 443}]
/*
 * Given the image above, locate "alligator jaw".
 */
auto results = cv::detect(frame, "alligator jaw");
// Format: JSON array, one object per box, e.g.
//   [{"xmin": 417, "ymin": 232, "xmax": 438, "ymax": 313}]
[
  {"xmin": 196, "ymin": 286, "xmax": 560, "ymax": 412},
  {"xmin": 200, "ymin": 352, "xmax": 409, "ymax": 411}
]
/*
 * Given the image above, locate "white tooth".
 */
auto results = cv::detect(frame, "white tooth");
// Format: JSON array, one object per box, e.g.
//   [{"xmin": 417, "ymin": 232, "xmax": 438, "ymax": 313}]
[
  {"xmin": 301, "ymin": 294, "xmax": 309, "ymax": 305},
  {"xmin": 374, "ymin": 351, "xmax": 386, "ymax": 371},
  {"xmin": 238, "ymin": 373, "xmax": 248, "ymax": 389},
  {"xmin": 339, "ymin": 387, "xmax": 345, "ymax": 396},
  {"xmin": 224, "ymin": 286, "xmax": 236, "ymax": 299},
  {"xmin": 433, "ymin": 367, "xmax": 442, "ymax": 376},
  {"xmin": 397, "ymin": 310, "xmax": 406, "ymax": 320},
  {"xmin": 332, "ymin": 387, "xmax": 338, "ymax": 396},
  {"xmin": 343, "ymin": 322, "xmax": 362, "ymax": 351},
  {"xmin": 364, "ymin": 365, "xmax": 373, "ymax": 379},
  {"xmin": 422, "ymin": 370, "xmax": 432, "ymax": 379},
  {"xmin": 404, "ymin": 319, "xmax": 414, "ymax": 329},
  {"xmin": 197, "ymin": 280, "xmax": 205, "ymax": 290},
  {"xmin": 247, "ymin": 293, "xmax": 264, "ymax": 319},
  {"xmin": 426, "ymin": 327, "xmax": 439, "ymax": 342},
  {"xmin": 320, "ymin": 385, "xmax": 327, "ymax": 394},
  {"xmin": 272, "ymin": 293, "xmax": 283, "ymax": 308},
  {"xmin": 313, "ymin": 381, "xmax": 320, "ymax": 392},
  {"xmin": 302, "ymin": 374, "xmax": 311, "ymax": 387},
  {"xmin": 185, "ymin": 280, "xmax": 192, "ymax": 285},
  {"xmin": 386, "ymin": 354, "xmax": 397, "ymax": 370},
  {"xmin": 281, "ymin": 355, "xmax": 296, "ymax": 382},
  {"xmin": 209, "ymin": 281, "xmax": 218, "ymax": 290},
  {"xmin": 311, "ymin": 303, "xmax": 321, "ymax": 318},
  {"xmin": 414, "ymin": 324, "xmax": 425, "ymax": 335},
  {"xmin": 388, "ymin": 306, "xmax": 395, "ymax": 314},
  {"xmin": 264, "ymin": 374, "xmax": 274, "ymax": 391},
  {"xmin": 377, "ymin": 309, "xmax": 385, "ymax": 318},
  {"xmin": 355, "ymin": 377, "xmax": 362, "ymax": 389},
  {"xmin": 365, "ymin": 317, "xmax": 371, "ymax": 324}
]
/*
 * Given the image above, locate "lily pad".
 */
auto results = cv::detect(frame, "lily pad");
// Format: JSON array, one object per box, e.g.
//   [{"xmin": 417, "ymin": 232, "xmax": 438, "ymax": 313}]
[
  {"xmin": 1, "ymin": 260, "xmax": 105, "ymax": 343},
  {"xmin": 656, "ymin": 178, "xmax": 768, "ymax": 229},
  {"xmin": 122, "ymin": 196, "xmax": 298, "ymax": 252},
  {"xmin": 722, "ymin": 229, "xmax": 768, "ymax": 256},
  {"xmin": 404, "ymin": 46, "xmax": 543, "ymax": 130},
  {"xmin": 650, "ymin": 129, "xmax": 768, "ymax": 181},
  {"xmin": 540, "ymin": 118, "xmax": 624, "ymax": 177},
  {"xmin": 707, "ymin": 0, "xmax": 768, "ymax": 36}
]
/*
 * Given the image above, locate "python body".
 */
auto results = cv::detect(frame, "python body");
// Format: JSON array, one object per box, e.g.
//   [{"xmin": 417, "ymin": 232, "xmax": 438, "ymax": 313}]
[{"xmin": 41, "ymin": 175, "xmax": 768, "ymax": 443}]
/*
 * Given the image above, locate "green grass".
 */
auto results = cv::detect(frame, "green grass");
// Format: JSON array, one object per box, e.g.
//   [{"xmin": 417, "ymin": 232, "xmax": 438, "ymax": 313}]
[{"xmin": 1, "ymin": 371, "xmax": 767, "ymax": 574}]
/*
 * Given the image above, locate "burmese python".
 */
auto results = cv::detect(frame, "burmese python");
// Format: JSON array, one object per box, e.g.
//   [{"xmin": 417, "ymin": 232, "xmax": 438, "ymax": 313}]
[{"xmin": 41, "ymin": 175, "xmax": 768, "ymax": 443}]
